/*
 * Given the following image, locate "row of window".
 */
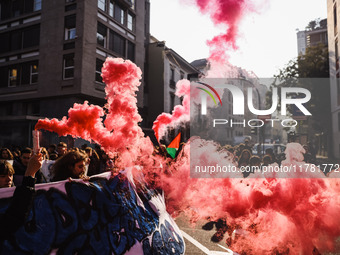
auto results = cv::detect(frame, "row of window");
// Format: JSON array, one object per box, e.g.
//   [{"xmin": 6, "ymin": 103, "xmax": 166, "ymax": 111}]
[
  {"xmin": 97, "ymin": 22, "xmax": 135, "ymax": 61},
  {"xmin": 0, "ymin": 15, "xmax": 73, "ymax": 55},
  {"xmin": 0, "ymin": 56, "xmax": 72, "ymax": 87},
  {"xmin": 0, "ymin": 0, "xmax": 41, "ymax": 21},
  {"xmin": 98, "ymin": 0, "xmax": 135, "ymax": 32},
  {"xmin": 0, "ymin": 56, "xmax": 102, "ymax": 87},
  {"xmin": 0, "ymin": 25, "xmax": 40, "ymax": 54},
  {"xmin": 170, "ymin": 67, "xmax": 185, "ymax": 88},
  {"xmin": 0, "ymin": 101, "xmax": 40, "ymax": 116},
  {"xmin": 0, "ymin": 61, "xmax": 38, "ymax": 87},
  {"xmin": 64, "ymin": 55, "xmax": 104, "ymax": 85}
]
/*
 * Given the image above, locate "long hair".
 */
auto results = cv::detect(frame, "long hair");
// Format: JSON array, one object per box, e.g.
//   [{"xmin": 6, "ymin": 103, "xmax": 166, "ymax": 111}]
[
  {"xmin": 52, "ymin": 151, "xmax": 87, "ymax": 181},
  {"xmin": 0, "ymin": 160, "xmax": 15, "ymax": 175},
  {"xmin": 0, "ymin": 148, "xmax": 14, "ymax": 160}
]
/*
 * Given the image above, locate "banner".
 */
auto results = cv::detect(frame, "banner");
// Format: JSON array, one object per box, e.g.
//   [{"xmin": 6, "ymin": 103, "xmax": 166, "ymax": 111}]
[{"xmin": 0, "ymin": 171, "xmax": 185, "ymax": 254}]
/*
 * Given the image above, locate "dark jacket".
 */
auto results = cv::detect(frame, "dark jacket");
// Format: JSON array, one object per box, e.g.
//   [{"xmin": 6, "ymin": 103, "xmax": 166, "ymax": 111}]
[
  {"xmin": 0, "ymin": 176, "xmax": 36, "ymax": 242},
  {"xmin": 13, "ymin": 160, "xmax": 44, "ymax": 185}
]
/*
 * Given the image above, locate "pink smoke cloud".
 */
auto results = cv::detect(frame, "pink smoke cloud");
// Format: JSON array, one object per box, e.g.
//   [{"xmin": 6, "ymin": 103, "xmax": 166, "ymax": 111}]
[
  {"xmin": 152, "ymin": 79, "xmax": 190, "ymax": 141},
  {"xmin": 192, "ymin": 0, "xmax": 250, "ymax": 62},
  {"xmin": 160, "ymin": 138, "xmax": 340, "ymax": 254},
  {"xmin": 36, "ymin": 58, "xmax": 153, "ymax": 167}
]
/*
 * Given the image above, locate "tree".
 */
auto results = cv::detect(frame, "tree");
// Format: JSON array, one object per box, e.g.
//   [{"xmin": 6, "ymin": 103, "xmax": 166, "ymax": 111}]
[
  {"xmin": 306, "ymin": 20, "xmax": 317, "ymax": 31},
  {"xmin": 272, "ymin": 43, "xmax": 331, "ymax": 147},
  {"xmin": 305, "ymin": 18, "xmax": 327, "ymax": 31}
]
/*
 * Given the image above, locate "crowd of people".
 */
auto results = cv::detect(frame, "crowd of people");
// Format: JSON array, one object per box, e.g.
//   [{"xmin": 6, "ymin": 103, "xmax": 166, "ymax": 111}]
[
  {"xmin": 222, "ymin": 140, "xmax": 316, "ymax": 177},
  {"xmin": 0, "ymin": 142, "xmax": 118, "ymax": 245},
  {"xmin": 0, "ymin": 142, "xmax": 115, "ymax": 188},
  {"xmin": 0, "ymin": 139, "xmax": 319, "ymax": 187}
]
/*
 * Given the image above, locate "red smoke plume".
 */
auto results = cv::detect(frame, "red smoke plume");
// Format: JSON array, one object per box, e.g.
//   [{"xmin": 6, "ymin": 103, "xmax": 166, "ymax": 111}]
[
  {"xmin": 193, "ymin": 0, "xmax": 250, "ymax": 62},
  {"xmin": 152, "ymin": 79, "xmax": 190, "ymax": 141},
  {"xmin": 36, "ymin": 58, "xmax": 153, "ymax": 167},
  {"xmin": 161, "ymin": 139, "xmax": 340, "ymax": 254}
]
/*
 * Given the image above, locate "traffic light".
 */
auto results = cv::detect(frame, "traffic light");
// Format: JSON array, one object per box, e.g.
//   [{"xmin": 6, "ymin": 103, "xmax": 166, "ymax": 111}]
[{"xmin": 251, "ymin": 126, "xmax": 257, "ymax": 135}]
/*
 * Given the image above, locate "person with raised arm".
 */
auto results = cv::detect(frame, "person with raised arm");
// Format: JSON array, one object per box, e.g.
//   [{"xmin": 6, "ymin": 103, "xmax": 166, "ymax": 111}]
[{"xmin": 0, "ymin": 153, "xmax": 43, "ymax": 242}]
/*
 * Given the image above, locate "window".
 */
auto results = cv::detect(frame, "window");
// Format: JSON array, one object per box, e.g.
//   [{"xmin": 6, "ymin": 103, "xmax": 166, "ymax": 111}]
[
  {"xmin": 0, "ymin": 67, "xmax": 7, "ymax": 88},
  {"xmin": 30, "ymin": 63, "xmax": 38, "ymax": 84},
  {"xmin": 0, "ymin": 25, "xmax": 39, "ymax": 53},
  {"xmin": 114, "ymin": 4, "xmax": 124, "ymax": 25},
  {"xmin": 9, "ymin": 68, "xmax": 19, "ymax": 87},
  {"xmin": 63, "ymin": 54, "xmax": 74, "ymax": 79},
  {"xmin": 96, "ymin": 59, "xmax": 104, "ymax": 83},
  {"xmin": 23, "ymin": 25, "xmax": 40, "ymax": 48},
  {"xmin": 131, "ymin": 0, "xmax": 135, "ymax": 10},
  {"xmin": 12, "ymin": 0, "xmax": 23, "ymax": 17},
  {"xmin": 170, "ymin": 68, "xmax": 175, "ymax": 88},
  {"xmin": 170, "ymin": 93, "xmax": 175, "ymax": 111},
  {"xmin": 21, "ymin": 62, "xmax": 31, "ymax": 84},
  {"xmin": 0, "ymin": 1, "xmax": 11, "ymax": 20},
  {"xmin": 64, "ymin": 15, "xmax": 76, "ymax": 40},
  {"xmin": 338, "ymin": 79, "xmax": 340, "ymax": 106},
  {"xmin": 4, "ymin": 62, "xmax": 38, "ymax": 87},
  {"xmin": 334, "ymin": 4, "xmax": 338, "ymax": 35},
  {"xmin": 180, "ymin": 71, "xmax": 184, "ymax": 80},
  {"xmin": 65, "ymin": 28, "xmax": 76, "ymax": 40},
  {"xmin": 34, "ymin": 0, "xmax": 41, "ymax": 11},
  {"xmin": 127, "ymin": 13, "xmax": 134, "ymax": 31},
  {"xmin": 109, "ymin": 30, "xmax": 125, "ymax": 56},
  {"xmin": 98, "ymin": 0, "xmax": 106, "ymax": 11},
  {"xmin": 336, "ymin": 40, "xmax": 339, "ymax": 71},
  {"xmin": 22, "ymin": 101, "xmax": 40, "ymax": 115},
  {"xmin": 11, "ymin": 30, "xmax": 22, "ymax": 51},
  {"xmin": 127, "ymin": 41, "xmax": 135, "ymax": 62},
  {"xmin": 0, "ymin": 0, "xmax": 42, "ymax": 21},
  {"xmin": 109, "ymin": 0, "xmax": 114, "ymax": 17},
  {"xmin": 0, "ymin": 32, "xmax": 10, "ymax": 53},
  {"xmin": 97, "ymin": 22, "xmax": 107, "ymax": 47}
]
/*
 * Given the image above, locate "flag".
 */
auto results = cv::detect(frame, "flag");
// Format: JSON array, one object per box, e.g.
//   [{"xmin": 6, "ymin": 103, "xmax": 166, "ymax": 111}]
[{"xmin": 166, "ymin": 132, "xmax": 181, "ymax": 158}]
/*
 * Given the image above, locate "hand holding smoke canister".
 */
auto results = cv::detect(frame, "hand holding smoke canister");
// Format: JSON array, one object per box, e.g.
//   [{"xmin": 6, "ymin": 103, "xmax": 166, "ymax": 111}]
[{"xmin": 32, "ymin": 130, "xmax": 40, "ymax": 154}]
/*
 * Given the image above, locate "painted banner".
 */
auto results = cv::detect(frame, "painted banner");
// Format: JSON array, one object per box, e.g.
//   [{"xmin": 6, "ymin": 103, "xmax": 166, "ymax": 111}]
[{"xmin": 0, "ymin": 170, "xmax": 185, "ymax": 254}]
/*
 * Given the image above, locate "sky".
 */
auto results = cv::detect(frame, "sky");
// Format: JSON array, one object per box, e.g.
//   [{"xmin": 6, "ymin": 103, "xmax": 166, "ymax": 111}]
[{"xmin": 149, "ymin": 0, "xmax": 327, "ymax": 77}]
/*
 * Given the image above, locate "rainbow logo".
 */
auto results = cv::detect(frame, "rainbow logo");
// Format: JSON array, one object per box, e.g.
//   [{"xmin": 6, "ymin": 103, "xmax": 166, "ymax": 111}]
[{"xmin": 196, "ymin": 82, "xmax": 223, "ymax": 106}]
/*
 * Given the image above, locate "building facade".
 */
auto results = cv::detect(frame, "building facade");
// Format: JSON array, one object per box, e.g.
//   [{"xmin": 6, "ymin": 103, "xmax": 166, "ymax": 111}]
[
  {"xmin": 146, "ymin": 37, "xmax": 199, "ymax": 130},
  {"xmin": 327, "ymin": 0, "xmax": 340, "ymax": 159},
  {"xmin": 297, "ymin": 19, "xmax": 328, "ymax": 56},
  {"xmin": 0, "ymin": 0, "xmax": 150, "ymax": 147}
]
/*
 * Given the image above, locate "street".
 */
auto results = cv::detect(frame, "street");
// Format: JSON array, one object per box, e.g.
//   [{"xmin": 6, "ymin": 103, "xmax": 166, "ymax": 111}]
[{"xmin": 175, "ymin": 215, "xmax": 236, "ymax": 255}]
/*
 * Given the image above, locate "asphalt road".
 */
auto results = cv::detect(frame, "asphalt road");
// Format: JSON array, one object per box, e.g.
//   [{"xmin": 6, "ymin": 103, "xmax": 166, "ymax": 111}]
[
  {"xmin": 175, "ymin": 215, "xmax": 340, "ymax": 255},
  {"xmin": 175, "ymin": 215, "xmax": 236, "ymax": 255}
]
